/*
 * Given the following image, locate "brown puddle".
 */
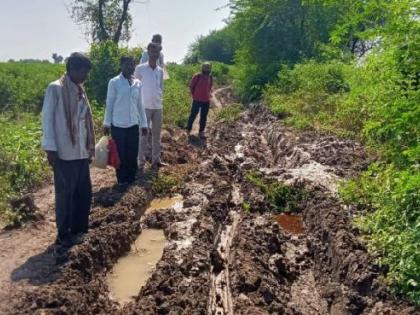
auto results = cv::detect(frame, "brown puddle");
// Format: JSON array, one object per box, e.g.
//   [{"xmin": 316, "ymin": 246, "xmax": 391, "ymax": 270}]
[
  {"xmin": 144, "ymin": 195, "xmax": 183, "ymax": 215},
  {"xmin": 274, "ymin": 214, "xmax": 304, "ymax": 235},
  {"xmin": 106, "ymin": 229, "xmax": 166, "ymax": 304}
]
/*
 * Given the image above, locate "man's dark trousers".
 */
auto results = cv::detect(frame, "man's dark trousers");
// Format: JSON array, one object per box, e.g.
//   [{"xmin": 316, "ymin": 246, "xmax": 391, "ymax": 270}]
[
  {"xmin": 111, "ymin": 125, "xmax": 139, "ymax": 184},
  {"xmin": 54, "ymin": 158, "xmax": 91, "ymax": 241},
  {"xmin": 186, "ymin": 100, "xmax": 210, "ymax": 132}
]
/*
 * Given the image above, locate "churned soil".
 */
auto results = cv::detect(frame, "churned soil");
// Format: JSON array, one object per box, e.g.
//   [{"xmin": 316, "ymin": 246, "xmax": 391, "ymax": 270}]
[{"xmin": 2, "ymin": 90, "xmax": 417, "ymax": 315}]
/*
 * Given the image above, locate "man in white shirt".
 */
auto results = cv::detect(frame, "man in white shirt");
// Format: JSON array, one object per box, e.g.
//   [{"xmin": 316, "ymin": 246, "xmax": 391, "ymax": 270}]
[
  {"xmin": 104, "ymin": 56, "xmax": 148, "ymax": 185},
  {"xmin": 41, "ymin": 53, "xmax": 95, "ymax": 249},
  {"xmin": 140, "ymin": 34, "xmax": 169, "ymax": 80},
  {"xmin": 135, "ymin": 42, "xmax": 166, "ymax": 170},
  {"xmin": 140, "ymin": 34, "xmax": 164, "ymax": 67}
]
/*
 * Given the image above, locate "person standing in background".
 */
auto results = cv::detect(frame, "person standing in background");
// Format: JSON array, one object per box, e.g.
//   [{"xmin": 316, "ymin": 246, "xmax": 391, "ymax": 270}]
[
  {"xmin": 140, "ymin": 34, "xmax": 169, "ymax": 80},
  {"xmin": 135, "ymin": 42, "xmax": 167, "ymax": 171},
  {"xmin": 103, "ymin": 56, "xmax": 148, "ymax": 186},
  {"xmin": 186, "ymin": 62, "xmax": 213, "ymax": 139},
  {"xmin": 140, "ymin": 34, "xmax": 164, "ymax": 67}
]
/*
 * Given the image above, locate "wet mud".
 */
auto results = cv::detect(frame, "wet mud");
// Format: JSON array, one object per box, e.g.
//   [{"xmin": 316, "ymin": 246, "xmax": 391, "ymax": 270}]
[{"xmin": 5, "ymin": 94, "xmax": 418, "ymax": 314}]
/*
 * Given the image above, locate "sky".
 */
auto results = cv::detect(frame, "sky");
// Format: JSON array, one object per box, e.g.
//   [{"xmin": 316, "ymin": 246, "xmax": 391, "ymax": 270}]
[{"xmin": 0, "ymin": 0, "xmax": 230, "ymax": 63}]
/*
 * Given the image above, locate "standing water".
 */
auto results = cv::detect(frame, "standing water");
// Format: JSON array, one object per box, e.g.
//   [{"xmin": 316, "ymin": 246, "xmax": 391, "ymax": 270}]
[
  {"xmin": 107, "ymin": 229, "xmax": 166, "ymax": 304},
  {"xmin": 145, "ymin": 195, "xmax": 183, "ymax": 214},
  {"xmin": 274, "ymin": 214, "xmax": 304, "ymax": 235},
  {"xmin": 107, "ymin": 196, "xmax": 182, "ymax": 303}
]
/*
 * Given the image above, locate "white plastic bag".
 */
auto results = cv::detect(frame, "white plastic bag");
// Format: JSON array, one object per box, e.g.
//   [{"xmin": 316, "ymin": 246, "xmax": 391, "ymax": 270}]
[{"xmin": 92, "ymin": 136, "xmax": 109, "ymax": 169}]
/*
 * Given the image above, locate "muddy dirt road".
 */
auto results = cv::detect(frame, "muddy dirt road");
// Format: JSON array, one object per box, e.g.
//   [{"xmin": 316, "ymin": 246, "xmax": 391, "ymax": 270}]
[{"xmin": 1, "ymin": 90, "xmax": 418, "ymax": 314}]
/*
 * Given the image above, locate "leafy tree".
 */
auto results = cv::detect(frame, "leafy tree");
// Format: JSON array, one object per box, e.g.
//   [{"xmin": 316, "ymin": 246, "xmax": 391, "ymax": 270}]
[
  {"xmin": 184, "ymin": 26, "xmax": 237, "ymax": 64},
  {"xmin": 70, "ymin": 0, "xmax": 133, "ymax": 43},
  {"xmin": 228, "ymin": 0, "xmax": 340, "ymax": 99},
  {"xmin": 52, "ymin": 53, "xmax": 64, "ymax": 64}
]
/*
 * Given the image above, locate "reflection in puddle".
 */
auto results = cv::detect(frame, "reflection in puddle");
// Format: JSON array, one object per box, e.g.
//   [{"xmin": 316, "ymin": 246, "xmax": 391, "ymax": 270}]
[
  {"xmin": 107, "ymin": 229, "xmax": 166, "ymax": 304},
  {"xmin": 145, "ymin": 195, "xmax": 183, "ymax": 214},
  {"xmin": 274, "ymin": 214, "xmax": 304, "ymax": 234}
]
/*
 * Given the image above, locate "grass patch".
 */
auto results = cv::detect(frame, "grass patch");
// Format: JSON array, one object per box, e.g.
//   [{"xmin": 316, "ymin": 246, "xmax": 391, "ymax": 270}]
[
  {"xmin": 246, "ymin": 171, "xmax": 309, "ymax": 213},
  {"xmin": 241, "ymin": 201, "xmax": 251, "ymax": 213},
  {"xmin": 216, "ymin": 103, "xmax": 245, "ymax": 123},
  {"xmin": 151, "ymin": 173, "xmax": 180, "ymax": 196}
]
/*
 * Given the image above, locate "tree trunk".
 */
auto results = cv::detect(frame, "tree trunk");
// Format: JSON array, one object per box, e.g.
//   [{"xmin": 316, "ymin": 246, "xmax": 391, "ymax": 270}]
[
  {"xmin": 98, "ymin": 0, "xmax": 109, "ymax": 41},
  {"xmin": 112, "ymin": 0, "xmax": 131, "ymax": 43}
]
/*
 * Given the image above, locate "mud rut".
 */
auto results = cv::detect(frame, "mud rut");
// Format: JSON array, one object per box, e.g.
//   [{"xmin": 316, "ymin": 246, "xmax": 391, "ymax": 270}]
[{"xmin": 7, "ymin": 91, "xmax": 418, "ymax": 315}]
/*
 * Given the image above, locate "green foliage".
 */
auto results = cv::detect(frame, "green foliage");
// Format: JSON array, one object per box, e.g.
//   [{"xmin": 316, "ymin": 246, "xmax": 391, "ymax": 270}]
[
  {"xmin": 216, "ymin": 104, "xmax": 245, "ymax": 123},
  {"xmin": 340, "ymin": 166, "xmax": 420, "ymax": 303},
  {"xmin": 87, "ymin": 41, "xmax": 142, "ymax": 104},
  {"xmin": 211, "ymin": 62, "xmax": 232, "ymax": 87},
  {"xmin": 229, "ymin": 0, "xmax": 340, "ymax": 100},
  {"xmin": 0, "ymin": 62, "xmax": 64, "ymax": 112},
  {"xmin": 151, "ymin": 173, "xmax": 180, "ymax": 196},
  {"xmin": 246, "ymin": 171, "xmax": 309, "ymax": 213},
  {"xmin": 184, "ymin": 26, "xmax": 238, "ymax": 65},
  {"xmin": 264, "ymin": 61, "xmax": 361, "ymax": 137},
  {"xmin": 241, "ymin": 201, "xmax": 251, "ymax": 212},
  {"xmin": 0, "ymin": 114, "xmax": 48, "ymax": 223}
]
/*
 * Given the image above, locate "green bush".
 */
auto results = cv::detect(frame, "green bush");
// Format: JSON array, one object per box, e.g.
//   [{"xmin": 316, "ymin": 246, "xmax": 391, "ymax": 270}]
[
  {"xmin": 0, "ymin": 113, "xmax": 48, "ymax": 223},
  {"xmin": 210, "ymin": 62, "xmax": 232, "ymax": 86},
  {"xmin": 340, "ymin": 166, "xmax": 420, "ymax": 303},
  {"xmin": 184, "ymin": 26, "xmax": 238, "ymax": 65},
  {"xmin": 264, "ymin": 61, "xmax": 359, "ymax": 137}
]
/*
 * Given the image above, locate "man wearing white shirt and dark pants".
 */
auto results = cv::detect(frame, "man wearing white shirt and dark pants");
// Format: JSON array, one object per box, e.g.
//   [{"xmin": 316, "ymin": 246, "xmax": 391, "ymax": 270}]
[
  {"xmin": 104, "ymin": 56, "xmax": 148, "ymax": 184},
  {"xmin": 135, "ymin": 43, "xmax": 166, "ymax": 171}
]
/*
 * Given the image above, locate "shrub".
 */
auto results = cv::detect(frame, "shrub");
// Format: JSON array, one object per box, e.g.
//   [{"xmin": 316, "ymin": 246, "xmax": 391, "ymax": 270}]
[
  {"xmin": 340, "ymin": 166, "xmax": 420, "ymax": 303},
  {"xmin": 0, "ymin": 113, "xmax": 48, "ymax": 224},
  {"xmin": 264, "ymin": 61, "xmax": 358, "ymax": 137}
]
